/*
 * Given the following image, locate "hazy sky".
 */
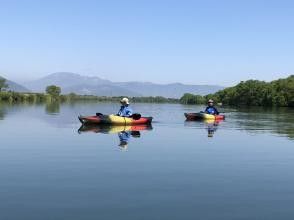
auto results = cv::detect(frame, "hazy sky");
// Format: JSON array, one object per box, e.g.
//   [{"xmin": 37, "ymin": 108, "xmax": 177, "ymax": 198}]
[{"xmin": 0, "ymin": 0, "xmax": 293, "ymax": 86}]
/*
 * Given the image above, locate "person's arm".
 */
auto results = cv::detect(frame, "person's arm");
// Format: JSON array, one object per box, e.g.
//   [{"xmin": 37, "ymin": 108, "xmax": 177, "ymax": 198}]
[
  {"xmin": 126, "ymin": 108, "xmax": 133, "ymax": 117},
  {"xmin": 204, "ymin": 107, "xmax": 209, "ymax": 113},
  {"xmin": 214, "ymin": 107, "xmax": 219, "ymax": 115},
  {"xmin": 117, "ymin": 106, "xmax": 123, "ymax": 116}
]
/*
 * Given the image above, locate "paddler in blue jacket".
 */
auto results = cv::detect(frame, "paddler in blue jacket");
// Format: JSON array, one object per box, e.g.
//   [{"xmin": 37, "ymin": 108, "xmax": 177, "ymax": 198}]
[
  {"xmin": 117, "ymin": 97, "xmax": 133, "ymax": 117},
  {"xmin": 205, "ymin": 99, "xmax": 219, "ymax": 115}
]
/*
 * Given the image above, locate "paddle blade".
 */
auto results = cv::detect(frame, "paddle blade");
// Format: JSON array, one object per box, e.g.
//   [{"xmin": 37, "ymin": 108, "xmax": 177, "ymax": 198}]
[{"xmin": 132, "ymin": 113, "xmax": 141, "ymax": 120}]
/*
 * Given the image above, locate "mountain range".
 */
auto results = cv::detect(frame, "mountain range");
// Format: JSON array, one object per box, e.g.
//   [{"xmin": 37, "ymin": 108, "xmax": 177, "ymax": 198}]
[
  {"xmin": 0, "ymin": 76, "xmax": 30, "ymax": 92},
  {"xmin": 3, "ymin": 72, "xmax": 224, "ymax": 98},
  {"xmin": 23, "ymin": 72, "xmax": 224, "ymax": 98}
]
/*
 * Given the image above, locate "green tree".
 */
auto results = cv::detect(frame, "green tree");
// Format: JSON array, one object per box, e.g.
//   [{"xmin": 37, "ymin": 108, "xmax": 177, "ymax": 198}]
[
  {"xmin": 0, "ymin": 78, "xmax": 8, "ymax": 91},
  {"xmin": 180, "ymin": 93, "xmax": 205, "ymax": 104},
  {"xmin": 46, "ymin": 85, "xmax": 61, "ymax": 97},
  {"xmin": 180, "ymin": 75, "xmax": 294, "ymax": 107}
]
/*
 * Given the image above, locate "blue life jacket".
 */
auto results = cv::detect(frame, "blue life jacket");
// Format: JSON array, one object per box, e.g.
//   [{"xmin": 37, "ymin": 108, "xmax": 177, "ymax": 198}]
[
  {"xmin": 117, "ymin": 105, "xmax": 133, "ymax": 117},
  {"xmin": 205, "ymin": 106, "xmax": 219, "ymax": 115}
]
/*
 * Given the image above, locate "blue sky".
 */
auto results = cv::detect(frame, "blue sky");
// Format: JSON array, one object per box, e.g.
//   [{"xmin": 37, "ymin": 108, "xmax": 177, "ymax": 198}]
[{"xmin": 0, "ymin": 0, "xmax": 293, "ymax": 86}]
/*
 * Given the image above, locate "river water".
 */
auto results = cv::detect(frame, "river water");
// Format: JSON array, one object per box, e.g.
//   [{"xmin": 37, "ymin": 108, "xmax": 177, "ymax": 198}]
[{"xmin": 0, "ymin": 102, "xmax": 293, "ymax": 220}]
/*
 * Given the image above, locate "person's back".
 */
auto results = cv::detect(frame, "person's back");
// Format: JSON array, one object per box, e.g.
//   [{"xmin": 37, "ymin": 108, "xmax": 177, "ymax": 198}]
[
  {"xmin": 117, "ymin": 98, "xmax": 133, "ymax": 117},
  {"xmin": 204, "ymin": 99, "xmax": 219, "ymax": 115}
]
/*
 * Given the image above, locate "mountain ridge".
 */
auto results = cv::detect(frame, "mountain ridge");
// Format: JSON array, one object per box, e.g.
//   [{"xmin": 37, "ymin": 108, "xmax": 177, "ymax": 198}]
[
  {"xmin": 0, "ymin": 76, "xmax": 30, "ymax": 92},
  {"xmin": 24, "ymin": 72, "xmax": 224, "ymax": 98}
]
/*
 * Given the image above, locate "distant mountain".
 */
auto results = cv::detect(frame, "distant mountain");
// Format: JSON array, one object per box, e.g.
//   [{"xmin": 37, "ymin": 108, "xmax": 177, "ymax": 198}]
[
  {"xmin": 24, "ymin": 72, "xmax": 112, "ymax": 92},
  {"xmin": 115, "ymin": 82, "xmax": 223, "ymax": 98},
  {"xmin": 63, "ymin": 84, "xmax": 140, "ymax": 97},
  {"xmin": 0, "ymin": 76, "xmax": 30, "ymax": 92},
  {"xmin": 24, "ymin": 72, "xmax": 224, "ymax": 98}
]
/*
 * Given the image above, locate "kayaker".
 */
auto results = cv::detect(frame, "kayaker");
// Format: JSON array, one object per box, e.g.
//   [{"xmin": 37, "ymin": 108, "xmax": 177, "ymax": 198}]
[
  {"xmin": 205, "ymin": 99, "xmax": 219, "ymax": 115},
  {"xmin": 117, "ymin": 97, "xmax": 133, "ymax": 117}
]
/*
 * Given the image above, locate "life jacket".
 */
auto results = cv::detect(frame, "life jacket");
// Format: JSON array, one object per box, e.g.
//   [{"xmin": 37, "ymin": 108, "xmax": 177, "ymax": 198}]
[
  {"xmin": 118, "ymin": 105, "xmax": 133, "ymax": 117},
  {"xmin": 205, "ymin": 106, "xmax": 219, "ymax": 115}
]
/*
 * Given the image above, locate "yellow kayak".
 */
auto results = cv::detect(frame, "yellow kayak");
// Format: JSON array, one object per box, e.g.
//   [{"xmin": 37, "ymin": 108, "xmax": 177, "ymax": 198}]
[
  {"xmin": 185, "ymin": 112, "xmax": 225, "ymax": 121},
  {"xmin": 79, "ymin": 114, "xmax": 153, "ymax": 125}
]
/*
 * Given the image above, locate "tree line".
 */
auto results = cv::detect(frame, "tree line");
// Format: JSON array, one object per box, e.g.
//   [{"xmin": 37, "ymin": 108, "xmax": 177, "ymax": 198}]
[
  {"xmin": 0, "ymin": 82, "xmax": 178, "ymax": 104},
  {"xmin": 2, "ymin": 75, "xmax": 293, "ymax": 107},
  {"xmin": 180, "ymin": 75, "xmax": 294, "ymax": 107}
]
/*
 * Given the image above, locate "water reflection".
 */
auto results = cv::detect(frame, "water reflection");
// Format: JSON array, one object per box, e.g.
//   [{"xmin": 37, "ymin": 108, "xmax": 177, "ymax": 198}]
[
  {"xmin": 233, "ymin": 107, "xmax": 294, "ymax": 139},
  {"xmin": 206, "ymin": 120, "xmax": 221, "ymax": 138},
  {"xmin": 185, "ymin": 119, "xmax": 224, "ymax": 138},
  {"xmin": 45, "ymin": 101, "xmax": 60, "ymax": 115},
  {"xmin": 78, "ymin": 124, "xmax": 153, "ymax": 149},
  {"xmin": 118, "ymin": 130, "xmax": 142, "ymax": 150},
  {"xmin": 0, "ymin": 103, "xmax": 7, "ymax": 120},
  {"xmin": 0, "ymin": 102, "xmax": 293, "ymax": 140}
]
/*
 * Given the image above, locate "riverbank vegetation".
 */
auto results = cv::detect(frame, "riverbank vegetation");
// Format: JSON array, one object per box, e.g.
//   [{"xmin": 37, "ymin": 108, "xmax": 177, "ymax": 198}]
[
  {"xmin": 180, "ymin": 75, "xmax": 294, "ymax": 107},
  {"xmin": 1, "ymin": 75, "xmax": 293, "ymax": 107},
  {"xmin": 0, "ymin": 82, "xmax": 179, "ymax": 104}
]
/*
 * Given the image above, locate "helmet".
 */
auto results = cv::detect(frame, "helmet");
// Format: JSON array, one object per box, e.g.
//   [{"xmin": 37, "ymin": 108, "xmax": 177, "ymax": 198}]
[
  {"xmin": 208, "ymin": 99, "xmax": 214, "ymax": 103},
  {"xmin": 120, "ymin": 97, "xmax": 129, "ymax": 105}
]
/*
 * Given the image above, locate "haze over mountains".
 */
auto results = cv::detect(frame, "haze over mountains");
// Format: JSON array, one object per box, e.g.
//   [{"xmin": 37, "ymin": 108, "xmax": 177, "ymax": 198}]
[
  {"xmin": 1, "ymin": 72, "xmax": 224, "ymax": 98},
  {"xmin": 0, "ymin": 76, "xmax": 30, "ymax": 92},
  {"xmin": 23, "ymin": 72, "xmax": 224, "ymax": 98}
]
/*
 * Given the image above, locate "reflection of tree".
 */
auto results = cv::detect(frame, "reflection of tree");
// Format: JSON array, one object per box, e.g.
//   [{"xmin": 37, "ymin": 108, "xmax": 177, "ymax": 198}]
[
  {"xmin": 235, "ymin": 107, "xmax": 294, "ymax": 140},
  {"xmin": 0, "ymin": 103, "xmax": 6, "ymax": 120},
  {"xmin": 45, "ymin": 101, "xmax": 60, "ymax": 115}
]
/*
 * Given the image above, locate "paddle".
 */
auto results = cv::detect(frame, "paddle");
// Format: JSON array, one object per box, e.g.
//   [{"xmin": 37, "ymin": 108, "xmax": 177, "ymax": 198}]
[{"xmin": 131, "ymin": 113, "xmax": 141, "ymax": 120}]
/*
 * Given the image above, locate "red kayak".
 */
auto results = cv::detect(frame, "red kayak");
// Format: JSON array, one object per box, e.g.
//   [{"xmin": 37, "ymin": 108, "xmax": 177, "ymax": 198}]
[
  {"xmin": 79, "ymin": 114, "xmax": 153, "ymax": 125},
  {"xmin": 185, "ymin": 112, "xmax": 225, "ymax": 121}
]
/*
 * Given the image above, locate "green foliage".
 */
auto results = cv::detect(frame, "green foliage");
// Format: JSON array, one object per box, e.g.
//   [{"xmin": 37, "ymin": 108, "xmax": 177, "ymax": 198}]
[
  {"xmin": 46, "ymin": 85, "xmax": 61, "ymax": 97},
  {"xmin": 271, "ymin": 75, "xmax": 294, "ymax": 107},
  {"xmin": 180, "ymin": 93, "xmax": 205, "ymax": 104},
  {"xmin": 215, "ymin": 75, "xmax": 294, "ymax": 107},
  {"xmin": 131, "ymin": 96, "xmax": 178, "ymax": 103},
  {"xmin": 180, "ymin": 75, "xmax": 294, "ymax": 107},
  {"xmin": 0, "ymin": 91, "xmax": 47, "ymax": 103},
  {"xmin": 0, "ymin": 78, "xmax": 8, "ymax": 91},
  {"xmin": 0, "ymin": 91, "xmax": 179, "ymax": 104}
]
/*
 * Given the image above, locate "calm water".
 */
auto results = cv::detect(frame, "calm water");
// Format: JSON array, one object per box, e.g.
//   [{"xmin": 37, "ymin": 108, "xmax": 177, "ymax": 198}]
[{"xmin": 0, "ymin": 102, "xmax": 294, "ymax": 220}]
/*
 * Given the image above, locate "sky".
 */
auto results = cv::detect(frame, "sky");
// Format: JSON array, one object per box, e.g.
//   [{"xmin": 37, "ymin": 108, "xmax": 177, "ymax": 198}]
[{"xmin": 0, "ymin": 0, "xmax": 293, "ymax": 86}]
